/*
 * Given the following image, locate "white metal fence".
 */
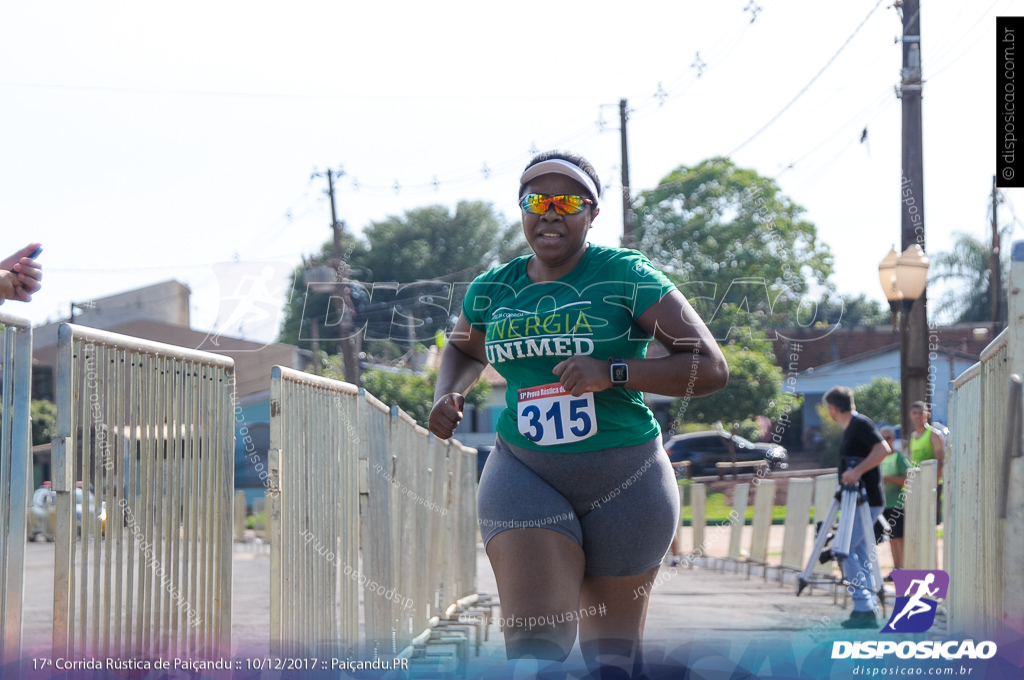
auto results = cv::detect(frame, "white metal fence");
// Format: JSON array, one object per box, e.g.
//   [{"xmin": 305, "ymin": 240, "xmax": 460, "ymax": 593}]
[
  {"xmin": 949, "ymin": 334, "xmax": 1009, "ymax": 639},
  {"xmin": 946, "ymin": 239, "xmax": 1024, "ymax": 640},
  {"xmin": 0, "ymin": 311, "xmax": 32, "ymax": 664},
  {"xmin": 51, "ymin": 324, "xmax": 235, "ymax": 659},
  {"xmin": 902, "ymin": 460, "xmax": 938, "ymax": 571},
  {"xmin": 267, "ymin": 368, "xmax": 360, "ymax": 658},
  {"xmin": 269, "ymin": 366, "xmax": 478, "ymax": 659}
]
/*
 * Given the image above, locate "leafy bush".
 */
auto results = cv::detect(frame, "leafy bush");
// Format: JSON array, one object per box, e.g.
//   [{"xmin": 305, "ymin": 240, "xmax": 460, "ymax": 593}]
[
  {"xmin": 321, "ymin": 359, "xmax": 490, "ymax": 426},
  {"xmin": 669, "ymin": 331, "xmax": 802, "ymax": 429},
  {"xmin": 815, "ymin": 378, "xmax": 901, "ymax": 467},
  {"xmin": 853, "ymin": 377, "xmax": 901, "ymax": 428}
]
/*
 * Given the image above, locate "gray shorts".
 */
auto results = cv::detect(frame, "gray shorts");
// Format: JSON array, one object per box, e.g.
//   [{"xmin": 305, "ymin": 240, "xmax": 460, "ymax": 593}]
[{"xmin": 477, "ymin": 433, "xmax": 680, "ymax": 577}]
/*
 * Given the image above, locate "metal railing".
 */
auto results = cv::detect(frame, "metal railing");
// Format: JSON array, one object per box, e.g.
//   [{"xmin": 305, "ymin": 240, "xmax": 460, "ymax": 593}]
[
  {"xmin": 268, "ymin": 366, "xmax": 478, "ymax": 659},
  {"xmin": 945, "ymin": 240, "xmax": 1024, "ymax": 640},
  {"xmin": 0, "ymin": 311, "xmax": 32, "ymax": 664},
  {"xmin": 948, "ymin": 329, "xmax": 1012, "ymax": 639},
  {"xmin": 902, "ymin": 460, "xmax": 938, "ymax": 571},
  {"xmin": 1003, "ymin": 375, "xmax": 1024, "ymax": 638},
  {"xmin": 51, "ymin": 324, "xmax": 235, "ymax": 659},
  {"xmin": 267, "ymin": 367, "xmax": 361, "ymax": 658},
  {"xmin": 687, "ymin": 483, "xmax": 706, "ymax": 568},
  {"xmin": 778, "ymin": 477, "xmax": 813, "ymax": 579},
  {"xmin": 745, "ymin": 479, "xmax": 775, "ymax": 578}
]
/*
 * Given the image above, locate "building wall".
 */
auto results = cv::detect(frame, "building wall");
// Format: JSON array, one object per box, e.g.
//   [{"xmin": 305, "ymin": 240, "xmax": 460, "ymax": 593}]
[
  {"xmin": 33, "ymin": 280, "xmax": 191, "ymax": 349},
  {"xmin": 798, "ymin": 350, "xmax": 975, "ymax": 430}
]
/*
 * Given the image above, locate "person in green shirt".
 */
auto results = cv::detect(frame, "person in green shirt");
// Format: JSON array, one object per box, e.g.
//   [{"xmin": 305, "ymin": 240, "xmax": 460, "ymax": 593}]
[
  {"xmin": 909, "ymin": 400, "xmax": 945, "ymax": 523},
  {"xmin": 428, "ymin": 150, "xmax": 728, "ymax": 678},
  {"xmin": 877, "ymin": 426, "xmax": 911, "ymax": 578},
  {"xmin": 909, "ymin": 401, "xmax": 944, "ymax": 481}
]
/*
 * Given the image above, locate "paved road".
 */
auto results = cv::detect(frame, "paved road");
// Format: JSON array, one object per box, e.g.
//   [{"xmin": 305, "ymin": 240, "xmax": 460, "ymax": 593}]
[{"xmin": 14, "ymin": 528, "xmax": 916, "ymax": 678}]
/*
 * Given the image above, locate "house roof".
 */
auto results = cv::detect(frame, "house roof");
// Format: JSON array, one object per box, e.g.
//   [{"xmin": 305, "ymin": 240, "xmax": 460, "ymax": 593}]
[{"xmin": 771, "ymin": 322, "xmax": 991, "ymax": 369}]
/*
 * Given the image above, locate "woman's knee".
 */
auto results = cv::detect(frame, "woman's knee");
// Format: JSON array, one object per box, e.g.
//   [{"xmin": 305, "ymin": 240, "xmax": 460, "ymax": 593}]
[{"xmin": 502, "ymin": 611, "xmax": 578, "ymax": 661}]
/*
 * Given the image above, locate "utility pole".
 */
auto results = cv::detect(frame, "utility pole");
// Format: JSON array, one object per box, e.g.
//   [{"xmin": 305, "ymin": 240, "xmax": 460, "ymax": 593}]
[
  {"xmin": 619, "ymin": 98, "xmax": 635, "ymax": 250},
  {"xmin": 992, "ymin": 175, "xmax": 1002, "ymax": 329},
  {"xmin": 327, "ymin": 168, "xmax": 343, "ymax": 261},
  {"xmin": 898, "ymin": 0, "xmax": 929, "ymax": 436},
  {"xmin": 314, "ymin": 167, "xmax": 361, "ymax": 384}
]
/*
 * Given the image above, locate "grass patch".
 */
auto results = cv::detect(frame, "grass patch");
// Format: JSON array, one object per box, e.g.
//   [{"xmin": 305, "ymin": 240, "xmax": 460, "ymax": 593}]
[{"xmin": 681, "ymin": 490, "xmax": 796, "ymax": 526}]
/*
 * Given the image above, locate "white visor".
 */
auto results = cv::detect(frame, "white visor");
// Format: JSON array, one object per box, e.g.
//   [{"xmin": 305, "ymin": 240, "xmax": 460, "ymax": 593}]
[{"xmin": 519, "ymin": 159, "xmax": 600, "ymax": 202}]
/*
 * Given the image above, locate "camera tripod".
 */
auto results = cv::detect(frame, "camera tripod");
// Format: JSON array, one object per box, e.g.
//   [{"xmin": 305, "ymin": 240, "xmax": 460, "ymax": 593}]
[{"xmin": 796, "ymin": 481, "xmax": 886, "ymax": 614}]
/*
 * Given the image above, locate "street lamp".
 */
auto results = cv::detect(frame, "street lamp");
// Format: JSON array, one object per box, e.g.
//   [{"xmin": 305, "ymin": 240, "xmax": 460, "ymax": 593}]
[
  {"xmin": 878, "ymin": 245, "xmax": 930, "ymax": 448},
  {"xmin": 878, "ymin": 247, "xmax": 901, "ymax": 326}
]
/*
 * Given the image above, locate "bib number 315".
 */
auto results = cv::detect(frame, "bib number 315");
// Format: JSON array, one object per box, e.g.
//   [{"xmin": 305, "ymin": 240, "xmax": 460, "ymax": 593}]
[{"xmin": 517, "ymin": 382, "xmax": 597, "ymax": 446}]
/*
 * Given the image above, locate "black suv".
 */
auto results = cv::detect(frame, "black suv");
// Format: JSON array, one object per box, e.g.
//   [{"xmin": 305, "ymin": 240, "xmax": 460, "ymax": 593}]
[{"xmin": 665, "ymin": 431, "xmax": 788, "ymax": 477}]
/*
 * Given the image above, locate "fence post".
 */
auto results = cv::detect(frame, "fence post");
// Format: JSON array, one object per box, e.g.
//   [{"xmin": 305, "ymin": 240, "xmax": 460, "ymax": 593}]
[
  {"xmin": 234, "ymin": 492, "xmax": 246, "ymax": 542},
  {"xmin": 813, "ymin": 475, "xmax": 835, "ymax": 576},
  {"xmin": 779, "ymin": 478, "xmax": 814, "ymax": 579},
  {"xmin": 0, "ymin": 312, "xmax": 32, "ymax": 666},
  {"xmin": 689, "ymin": 483, "xmax": 706, "ymax": 567},
  {"xmin": 726, "ymin": 483, "xmax": 749, "ymax": 567},
  {"xmin": 903, "ymin": 461, "xmax": 937, "ymax": 571},
  {"xmin": 746, "ymin": 478, "xmax": 775, "ymax": 578}
]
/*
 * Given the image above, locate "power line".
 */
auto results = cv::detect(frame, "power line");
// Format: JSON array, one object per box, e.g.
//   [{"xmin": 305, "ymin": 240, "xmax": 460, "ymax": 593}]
[{"xmin": 727, "ymin": 0, "xmax": 887, "ymax": 158}]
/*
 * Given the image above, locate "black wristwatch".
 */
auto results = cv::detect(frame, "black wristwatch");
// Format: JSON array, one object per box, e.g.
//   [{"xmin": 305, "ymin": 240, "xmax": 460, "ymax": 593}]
[{"xmin": 609, "ymin": 357, "xmax": 628, "ymax": 386}]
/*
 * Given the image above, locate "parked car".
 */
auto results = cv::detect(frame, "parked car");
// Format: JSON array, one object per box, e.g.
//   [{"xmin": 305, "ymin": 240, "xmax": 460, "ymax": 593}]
[
  {"xmin": 475, "ymin": 445, "xmax": 493, "ymax": 482},
  {"xmin": 665, "ymin": 431, "xmax": 788, "ymax": 477},
  {"xmin": 27, "ymin": 482, "xmax": 106, "ymax": 541}
]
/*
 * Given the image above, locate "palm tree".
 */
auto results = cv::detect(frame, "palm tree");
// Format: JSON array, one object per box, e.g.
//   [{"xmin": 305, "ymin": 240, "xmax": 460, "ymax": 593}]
[{"xmin": 929, "ymin": 231, "xmax": 1008, "ymax": 324}]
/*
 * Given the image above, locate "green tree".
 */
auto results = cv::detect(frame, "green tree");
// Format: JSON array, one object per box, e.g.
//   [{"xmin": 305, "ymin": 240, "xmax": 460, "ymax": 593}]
[
  {"xmin": 818, "ymin": 293, "xmax": 891, "ymax": 327},
  {"xmin": 670, "ymin": 331, "xmax": 802, "ymax": 428},
  {"xmin": 0, "ymin": 400, "xmax": 56, "ymax": 446},
  {"xmin": 815, "ymin": 401, "xmax": 844, "ymax": 467},
  {"xmin": 853, "ymin": 376, "xmax": 901, "ymax": 427},
  {"xmin": 31, "ymin": 400, "xmax": 57, "ymax": 446},
  {"xmin": 355, "ymin": 201, "xmax": 526, "ymax": 283},
  {"xmin": 321, "ymin": 356, "xmax": 490, "ymax": 426},
  {"xmin": 278, "ymin": 201, "xmax": 528, "ymax": 353},
  {"xmin": 815, "ymin": 377, "xmax": 900, "ymax": 467},
  {"xmin": 633, "ymin": 157, "xmax": 834, "ymax": 339},
  {"xmin": 929, "ymin": 230, "xmax": 1008, "ymax": 324}
]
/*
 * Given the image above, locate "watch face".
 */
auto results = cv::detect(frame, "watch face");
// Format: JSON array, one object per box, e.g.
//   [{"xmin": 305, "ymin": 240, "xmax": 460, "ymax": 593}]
[{"xmin": 611, "ymin": 363, "xmax": 628, "ymax": 383}]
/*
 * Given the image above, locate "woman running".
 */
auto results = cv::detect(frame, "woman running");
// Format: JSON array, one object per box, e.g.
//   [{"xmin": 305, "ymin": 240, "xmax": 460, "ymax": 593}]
[{"xmin": 428, "ymin": 150, "xmax": 728, "ymax": 678}]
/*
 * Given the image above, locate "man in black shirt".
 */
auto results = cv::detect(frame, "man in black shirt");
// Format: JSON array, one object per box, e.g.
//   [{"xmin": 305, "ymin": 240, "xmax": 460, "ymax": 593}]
[{"xmin": 824, "ymin": 386, "xmax": 891, "ymax": 629}]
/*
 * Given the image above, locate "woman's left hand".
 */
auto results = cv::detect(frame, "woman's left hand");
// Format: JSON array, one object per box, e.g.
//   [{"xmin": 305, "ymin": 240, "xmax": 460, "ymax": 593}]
[{"xmin": 552, "ymin": 356, "xmax": 613, "ymax": 396}]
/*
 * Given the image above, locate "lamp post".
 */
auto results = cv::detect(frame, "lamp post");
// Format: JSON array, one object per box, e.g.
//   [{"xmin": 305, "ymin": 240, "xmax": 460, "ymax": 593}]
[{"xmin": 878, "ymin": 245, "xmax": 930, "ymax": 447}]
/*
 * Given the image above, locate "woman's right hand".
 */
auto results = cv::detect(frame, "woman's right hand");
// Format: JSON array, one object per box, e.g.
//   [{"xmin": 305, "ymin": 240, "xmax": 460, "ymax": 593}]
[{"xmin": 429, "ymin": 393, "xmax": 466, "ymax": 440}]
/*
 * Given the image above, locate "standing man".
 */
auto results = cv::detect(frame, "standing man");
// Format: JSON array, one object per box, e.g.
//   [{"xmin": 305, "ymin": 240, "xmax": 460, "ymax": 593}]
[
  {"xmin": 908, "ymin": 401, "xmax": 944, "ymax": 523},
  {"xmin": 823, "ymin": 386, "xmax": 892, "ymax": 629}
]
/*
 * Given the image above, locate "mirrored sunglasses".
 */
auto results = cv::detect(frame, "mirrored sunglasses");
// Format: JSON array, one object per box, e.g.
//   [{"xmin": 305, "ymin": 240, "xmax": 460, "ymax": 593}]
[{"xmin": 520, "ymin": 193, "xmax": 594, "ymax": 216}]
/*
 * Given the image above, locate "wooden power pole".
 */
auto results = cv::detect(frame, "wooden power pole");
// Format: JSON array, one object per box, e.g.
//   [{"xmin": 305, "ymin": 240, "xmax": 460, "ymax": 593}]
[
  {"xmin": 992, "ymin": 175, "xmax": 1003, "ymax": 329},
  {"xmin": 898, "ymin": 0, "xmax": 930, "ymax": 433},
  {"xmin": 620, "ymin": 98, "xmax": 635, "ymax": 250},
  {"xmin": 317, "ymin": 167, "xmax": 361, "ymax": 384}
]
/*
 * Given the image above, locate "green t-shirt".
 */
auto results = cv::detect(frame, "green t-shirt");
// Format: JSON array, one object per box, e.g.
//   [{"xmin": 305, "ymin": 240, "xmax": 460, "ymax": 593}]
[
  {"xmin": 880, "ymin": 450, "xmax": 912, "ymax": 509},
  {"xmin": 461, "ymin": 245, "xmax": 677, "ymax": 453},
  {"xmin": 910, "ymin": 424, "xmax": 936, "ymax": 465}
]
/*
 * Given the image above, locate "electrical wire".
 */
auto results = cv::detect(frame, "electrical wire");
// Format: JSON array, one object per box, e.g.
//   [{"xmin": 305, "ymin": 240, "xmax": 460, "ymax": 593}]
[
  {"xmin": 927, "ymin": 1, "xmax": 1002, "ymax": 83},
  {"xmin": 774, "ymin": 86, "xmax": 894, "ymax": 179},
  {"xmin": 727, "ymin": 0, "xmax": 887, "ymax": 158}
]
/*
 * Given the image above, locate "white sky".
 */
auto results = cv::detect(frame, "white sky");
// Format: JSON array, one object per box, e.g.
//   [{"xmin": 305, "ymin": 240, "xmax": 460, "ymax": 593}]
[{"xmin": 0, "ymin": 0, "xmax": 1018, "ymax": 343}]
